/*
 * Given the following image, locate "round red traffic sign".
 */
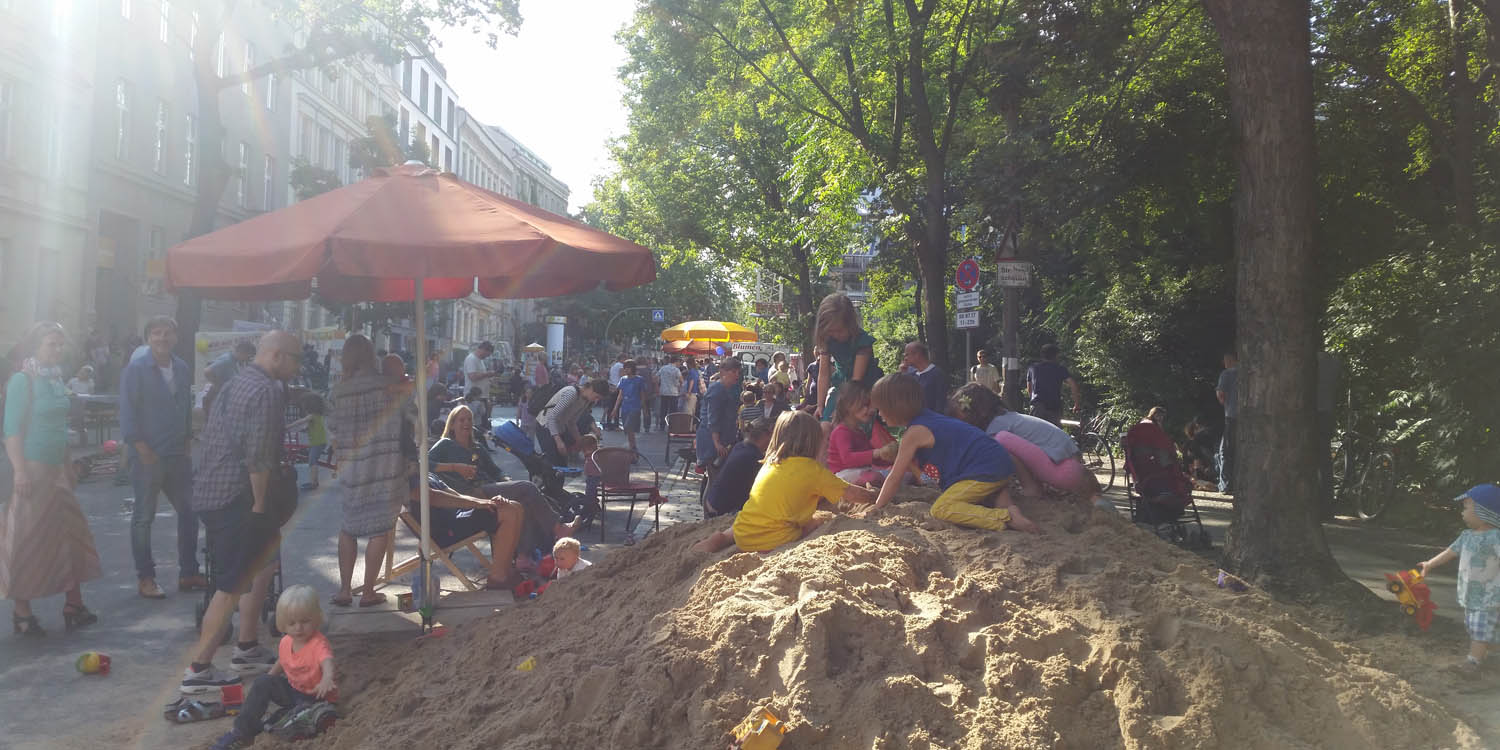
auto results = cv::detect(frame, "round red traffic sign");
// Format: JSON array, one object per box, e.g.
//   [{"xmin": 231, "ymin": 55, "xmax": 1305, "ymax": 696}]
[{"xmin": 955, "ymin": 257, "xmax": 981, "ymax": 291}]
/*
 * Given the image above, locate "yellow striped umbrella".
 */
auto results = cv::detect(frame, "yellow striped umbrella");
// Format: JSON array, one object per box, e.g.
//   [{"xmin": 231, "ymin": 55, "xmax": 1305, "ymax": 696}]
[{"xmin": 659, "ymin": 320, "xmax": 758, "ymax": 343}]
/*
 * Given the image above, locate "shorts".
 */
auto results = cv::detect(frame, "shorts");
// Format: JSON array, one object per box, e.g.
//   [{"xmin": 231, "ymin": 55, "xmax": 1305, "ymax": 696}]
[
  {"xmin": 622, "ymin": 409, "xmax": 642, "ymax": 433},
  {"xmin": 307, "ymin": 443, "xmax": 326, "ymax": 467},
  {"xmin": 201, "ymin": 493, "xmax": 280, "ymax": 595},
  {"xmin": 1030, "ymin": 404, "xmax": 1063, "ymax": 426},
  {"xmin": 1465, "ymin": 608, "xmax": 1500, "ymax": 643}
]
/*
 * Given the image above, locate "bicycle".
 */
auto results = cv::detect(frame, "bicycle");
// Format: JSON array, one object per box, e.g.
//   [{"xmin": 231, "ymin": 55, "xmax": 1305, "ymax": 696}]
[
  {"xmin": 1068, "ymin": 411, "xmax": 1117, "ymax": 492},
  {"xmin": 1329, "ymin": 418, "xmax": 1397, "ymax": 520}
]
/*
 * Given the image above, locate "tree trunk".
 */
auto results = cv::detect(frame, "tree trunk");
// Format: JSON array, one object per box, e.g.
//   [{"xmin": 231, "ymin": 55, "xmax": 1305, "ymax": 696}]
[
  {"xmin": 173, "ymin": 6, "xmax": 232, "ymax": 366},
  {"xmin": 1201, "ymin": 0, "xmax": 1352, "ymax": 593},
  {"xmin": 1449, "ymin": 0, "xmax": 1480, "ymax": 229},
  {"xmin": 912, "ymin": 267, "xmax": 926, "ymax": 344},
  {"xmin": 915, "ymin": 239, "xmax": 948, "ymax": 373}
]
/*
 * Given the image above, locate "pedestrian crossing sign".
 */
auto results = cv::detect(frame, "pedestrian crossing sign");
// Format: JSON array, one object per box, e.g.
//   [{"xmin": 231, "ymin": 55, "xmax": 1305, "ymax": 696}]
[{"xmin": 652, "ymin": 309, "xmax": 665, "ymax": 322}]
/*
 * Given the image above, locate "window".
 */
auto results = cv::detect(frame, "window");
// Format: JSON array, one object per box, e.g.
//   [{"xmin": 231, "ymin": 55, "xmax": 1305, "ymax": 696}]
[
  {"xmin": 299, "ymin": 114, "xmax": 313, "ymax": 160},
  {"xmin": 215, "ymin": 33, "xmax": 225, "ymax": 78},
  {"xmin": 153, "ymin": 100, "xmax": 168, "ymax": 174},
  {"xmin": 432, "ymin": 83, "xmax": 441, "ymax": 119},
  {"xmin": 158, "ymin": 0, "xmax": 169, "ymax": 42},
  {"xmin": 242, "ymin": 42, "xmax": 254, "ymax": 95},
  {"xmin": 114, "ymin": 79, "xmax": 131, "ymax": 161},
  {"xmin": 333, "ymin": 135, "xmax": 346, "ymax": 182},
  {"xmin": 0, "ymin": 79, "xmax": 10, "ymax": 161},
  {"xmin": 45, "ymin": 106, "xmax": 62, "ymax": 177},
  {"xmin": 398, "ymin": 108, "xmax": 409, "ymax": 143},
  {"xmin": 236, "ymin": 142, "xmax": 247, "ymax": 207},
  {"xmin": 402, "ymin": 60, "xmax": 412, "ymax": 97},
  {"xmin": 262, "ymin": 154, "xmax": 274, "ymax": 209},
  {"xmin": 446, "ymin": 99, "xmax": 455, "ymax": 133},
  {"xmin": 121, "ymin": 0, "xmax": 131, "ymax": 19},
  {"xmin": 430, "ymin": 134, "xmax": 438, "ymax": 164},
  {"xmin": 265, "ymin": 72, "xmax": 276, "ymax": 111},
  {"xmin": 182, "ymin": 113, "xmax": 194, "ymax": 185},
  {"xmin": 418, "ymin": 69, "xmax": 429, "ymax": 110},
  {"xmin": 443, "ymin": 146, "xmax": 452, "ymax": 172},
  {"xmin": 319, "ymin": 126, "xmax": 332, "ymax": 170},
  {"xmin": 51, "ymin": 0, "xmax": 71, "ymax": 37}
]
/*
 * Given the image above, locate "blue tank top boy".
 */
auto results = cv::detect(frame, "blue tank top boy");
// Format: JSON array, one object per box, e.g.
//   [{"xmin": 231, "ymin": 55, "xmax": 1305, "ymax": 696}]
[{"xmin": 910, "ymin": 409, "xmax": 1014, "ymax": 488}]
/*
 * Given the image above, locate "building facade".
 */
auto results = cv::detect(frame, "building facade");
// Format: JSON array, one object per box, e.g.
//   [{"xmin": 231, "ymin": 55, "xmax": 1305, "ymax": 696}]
[{"xmin": 0, "ymin": 2, "xmax": 97, "ymax": 345}]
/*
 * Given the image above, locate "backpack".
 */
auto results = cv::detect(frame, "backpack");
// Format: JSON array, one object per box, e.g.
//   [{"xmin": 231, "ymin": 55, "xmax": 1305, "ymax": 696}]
[{"xmin": 528, "ymin": 382, "xmax": 564, "ymax": 418}]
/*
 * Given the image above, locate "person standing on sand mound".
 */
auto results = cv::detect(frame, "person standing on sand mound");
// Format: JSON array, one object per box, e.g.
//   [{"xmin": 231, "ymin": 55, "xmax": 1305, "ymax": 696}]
[
  {"xmin": 865, "ymin": 373, "xmax": 1040, "ymax": 534},
  {"xmin": 694, "ymin": 411, "xmax": 875, "ymax": 555}
]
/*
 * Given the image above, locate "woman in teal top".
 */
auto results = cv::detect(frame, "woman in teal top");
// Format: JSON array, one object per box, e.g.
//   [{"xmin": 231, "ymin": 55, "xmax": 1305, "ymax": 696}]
[
  {"xmin": 1, "ymin": 322, "xmax": 101, "ymax": 636},
  {"xmin": 814, "ymin": 293, "xmax": 883, "ymax": 422}
]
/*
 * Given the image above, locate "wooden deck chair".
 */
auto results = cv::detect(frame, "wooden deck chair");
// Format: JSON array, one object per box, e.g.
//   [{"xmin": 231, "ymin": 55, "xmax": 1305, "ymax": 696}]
[{"xmin": 354, "ymin": 511, "xmax": 491, "ymax": 595}]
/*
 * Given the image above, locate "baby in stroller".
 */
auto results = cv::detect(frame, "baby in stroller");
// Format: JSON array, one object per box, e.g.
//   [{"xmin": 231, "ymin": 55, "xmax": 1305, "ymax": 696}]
[{"xmin": 1123, "ymin": 408, "xmax": 1206, "ymax": 545}]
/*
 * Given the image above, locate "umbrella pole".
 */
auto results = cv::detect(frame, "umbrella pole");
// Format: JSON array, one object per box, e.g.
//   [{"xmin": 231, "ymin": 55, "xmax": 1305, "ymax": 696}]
[{"xmin": 415, "ymin": 278, "xmax": 433, "ymax": 621}]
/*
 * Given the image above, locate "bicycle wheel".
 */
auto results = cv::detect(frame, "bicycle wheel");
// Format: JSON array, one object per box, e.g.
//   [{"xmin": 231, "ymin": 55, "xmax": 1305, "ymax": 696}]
[
  {"xmin": 1356, "ymin": 450, "xmax": 1396, "ymax": 520},
  {"xmin": 1077, "ymin": 433, "xmax": 1116, "ymax": 492}
]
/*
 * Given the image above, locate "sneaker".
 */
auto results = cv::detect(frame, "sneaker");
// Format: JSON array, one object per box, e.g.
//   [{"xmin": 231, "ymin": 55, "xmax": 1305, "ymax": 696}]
[
  {"xmin": 210, "ymin": 729, "xmax": 251, "ymax": 750},
  {"xmin": 181, "ymin": 665, "xmax": 240, "ymax": 695},
  {"xmin": 229, "ymin": 644, "xmax": 277, "ymax": 675},
  {"xmin": 1443, "ymin": 659, "xmax": 1484, "ymax": 678}
]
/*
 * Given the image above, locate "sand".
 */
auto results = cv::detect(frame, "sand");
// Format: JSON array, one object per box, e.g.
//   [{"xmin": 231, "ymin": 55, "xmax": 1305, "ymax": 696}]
[{"xmin": 266, "ymin": 499, "xmax": 1485, "ymax": 750}]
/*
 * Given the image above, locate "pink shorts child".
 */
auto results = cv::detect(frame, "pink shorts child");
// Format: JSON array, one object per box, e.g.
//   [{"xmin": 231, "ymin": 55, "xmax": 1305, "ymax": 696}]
[{"xmin": 992, "ymin": 431, "xmax": 1090, "ymax": 492}]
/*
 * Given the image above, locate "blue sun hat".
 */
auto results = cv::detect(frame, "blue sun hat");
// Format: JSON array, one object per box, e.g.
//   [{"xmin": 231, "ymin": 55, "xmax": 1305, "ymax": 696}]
[{"xmin": 1457, "ymin": 484, "xmax": 1500, "ymax": 527}]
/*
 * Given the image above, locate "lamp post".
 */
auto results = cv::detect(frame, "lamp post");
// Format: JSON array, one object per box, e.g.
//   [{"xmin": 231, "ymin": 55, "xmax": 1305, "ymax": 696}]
[{"xmin": 603, "ymin": 306, "xmax": 660, "ymax": 353}]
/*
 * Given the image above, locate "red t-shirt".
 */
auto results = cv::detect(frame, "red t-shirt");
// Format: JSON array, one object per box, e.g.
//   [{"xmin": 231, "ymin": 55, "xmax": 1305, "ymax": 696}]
[{"xmin": 279, "ymin": 631, "xmax": 334, "ymax": 698}]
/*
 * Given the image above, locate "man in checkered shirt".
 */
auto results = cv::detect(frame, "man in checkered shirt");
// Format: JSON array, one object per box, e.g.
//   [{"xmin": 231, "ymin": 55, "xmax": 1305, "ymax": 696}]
[{"xmin": 179, "ymin": 331, "xmax": 303, "ymax": 697}]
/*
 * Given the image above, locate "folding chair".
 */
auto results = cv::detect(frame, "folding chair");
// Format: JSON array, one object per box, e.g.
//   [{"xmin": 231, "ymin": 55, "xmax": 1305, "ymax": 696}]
[
  {"xmin": 664, "ymin": 412, "xmax": 698, "ymax": 465},
  {"xmin": 592, "ymin": 447, "xmax": 665, "ymax": 542},
  {"xmin": 354, "ymin": 511, "xmax": 491, "ymax": 596}
]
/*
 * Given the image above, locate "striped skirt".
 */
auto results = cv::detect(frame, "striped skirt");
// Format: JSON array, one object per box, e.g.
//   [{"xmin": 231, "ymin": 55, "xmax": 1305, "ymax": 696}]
[{"xmin": 0, "ymin": 460, "xmax": 102, "ymax": 600}]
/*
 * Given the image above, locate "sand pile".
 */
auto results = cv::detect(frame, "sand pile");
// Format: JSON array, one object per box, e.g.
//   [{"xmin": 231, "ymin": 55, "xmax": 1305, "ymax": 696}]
[{"xmin": 296, "ymin": 501, "xmax": 1483, "ymax": 749}]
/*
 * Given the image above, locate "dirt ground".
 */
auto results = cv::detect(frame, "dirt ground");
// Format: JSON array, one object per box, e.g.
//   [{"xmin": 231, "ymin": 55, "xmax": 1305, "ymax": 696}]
[{"xmin": 213, "ymin": 498, "xmax": 1498, "ymax": 750}]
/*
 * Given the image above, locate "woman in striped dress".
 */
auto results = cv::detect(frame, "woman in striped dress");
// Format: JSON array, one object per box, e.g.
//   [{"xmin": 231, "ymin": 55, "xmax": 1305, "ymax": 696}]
[
  {"xmin": 327, "ymin": 335, "xmax": 407, "ymax": 607},
  {"xmin": 2, "ymin": 322, "xmax": 102, "ymax": 636}
]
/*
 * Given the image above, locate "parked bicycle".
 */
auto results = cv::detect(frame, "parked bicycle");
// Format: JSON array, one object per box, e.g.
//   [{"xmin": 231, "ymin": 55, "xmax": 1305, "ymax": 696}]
[
  {"xmin": 1068, "ymin": 411, "xmax": 1118, "ymax": 492},
  {"xmin": 1330, "ymin": 415, "xmax": 1397, "ymax": 520}
]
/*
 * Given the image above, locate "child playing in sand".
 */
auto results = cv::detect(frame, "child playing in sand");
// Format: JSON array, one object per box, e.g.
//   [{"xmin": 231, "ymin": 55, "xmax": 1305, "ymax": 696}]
[
  {"xmin": 694, "ymin": 410, "xmax": 876, "ymax": 554},
  {"xmin": 553, "ymin": 536, "xmax": 593, "ymax": 579},
  {"xmin": 1420, "ymin": 484, "xmax": 1500, "ymax": 677},
  {"xmin": 867, "ymin": 373, "xmax": 1039, "ymax": 534},
  {"xmin": 827, "ymin": 381, "xmax": 920, "ymax": 487},
  {"xmin": 212, "ymin": 585, "xmax": 335, "ymax": 749}
]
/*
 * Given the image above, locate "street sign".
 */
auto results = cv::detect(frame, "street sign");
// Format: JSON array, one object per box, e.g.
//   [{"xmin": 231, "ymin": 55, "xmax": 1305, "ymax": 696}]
[
  {"xmin": 997, "ymin": 260, "xmax": 1032, "ymax": 287},
  {"xmin": 956, "ymin": 310, "xmax": 980, "ymax": 329},
  {"xmin": 651, "ymin": 308, "xmax": 665, "ymax": 322},
  {"xmin": 955, "ymin": 291, "xmax": 981, "ymax": 310},
  {"xmin": 955, "ymin": 257, "xmax": 981, "ymax": 291}
]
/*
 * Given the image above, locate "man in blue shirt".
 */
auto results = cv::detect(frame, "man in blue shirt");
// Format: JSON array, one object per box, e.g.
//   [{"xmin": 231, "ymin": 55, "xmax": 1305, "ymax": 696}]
[
  {"xmin": 1026, "ymin": 344, "xmax": 1082, "ymax": 426},
  {"xmin": 611, "ymin": 361, "xmax": 645, "ymax": 454},
  {"xmin": 902, "ymin": 341, "xmax": 948, "ymax": 413},
  {"xmin": 119, "ymin": 317, "xmax": 204, "ymax": 600},
  {"xmin": 696, "ymin": 358, "xmax": 743, "ymax": 478}
]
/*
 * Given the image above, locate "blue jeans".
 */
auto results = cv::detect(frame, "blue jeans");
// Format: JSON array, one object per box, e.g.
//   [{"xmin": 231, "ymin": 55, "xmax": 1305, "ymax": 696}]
[
  {"xmin": 130, "ymin": 453, "xmax": 200, "ymax": 580},
  {"xmin": 1217, "ymin": 417, "xmax": 1236, "ymax": 494}
]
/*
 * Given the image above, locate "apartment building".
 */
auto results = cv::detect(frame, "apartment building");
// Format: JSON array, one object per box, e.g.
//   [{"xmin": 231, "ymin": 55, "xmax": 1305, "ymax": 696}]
[
  {"xmin": 485, "ymin": 124, "xmax": 569, "ymax": 215},
  {"xmin": 0, "ymin": 3, "xmax": 97, "ymax": 345}
]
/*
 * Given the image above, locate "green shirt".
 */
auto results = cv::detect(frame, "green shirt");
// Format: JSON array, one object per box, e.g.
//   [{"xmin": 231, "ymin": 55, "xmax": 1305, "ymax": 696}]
[
  {"xmin": 4, "ymin": 372, "xmax": 71, "ymax": 465},
  {"xmin": 307, "ymin": 414, "xmax": 328, "ymax": 446},
  {"xmin": 1449, "ymin": 528, "xmax": 1500, "ymax": 612}
]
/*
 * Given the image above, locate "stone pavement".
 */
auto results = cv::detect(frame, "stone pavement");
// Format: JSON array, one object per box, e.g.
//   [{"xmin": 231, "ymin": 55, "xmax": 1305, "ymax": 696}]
[{"xmin": 0, "ymin": 406, "xmax": 1466, "ymax": 748}]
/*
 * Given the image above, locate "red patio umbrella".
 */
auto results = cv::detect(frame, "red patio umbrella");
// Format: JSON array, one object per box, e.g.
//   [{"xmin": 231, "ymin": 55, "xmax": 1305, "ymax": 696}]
[{"xmin": 167, "ymin": 163, "xmax": 657, "ymax": 611}]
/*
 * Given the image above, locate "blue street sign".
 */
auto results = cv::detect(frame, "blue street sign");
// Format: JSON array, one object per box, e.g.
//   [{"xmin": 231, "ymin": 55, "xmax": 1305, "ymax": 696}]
[{"xmin": 651, "ymin": 309, "xmax": 665, "ymax": 322}]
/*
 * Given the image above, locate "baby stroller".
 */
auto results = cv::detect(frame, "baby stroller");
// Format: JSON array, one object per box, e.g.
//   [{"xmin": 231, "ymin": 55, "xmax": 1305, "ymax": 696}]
[
  {"xmin": 194, "ymin": 538, "xmax": 284, "ymax": 642},
  {"xmin": 491, "ymin": 420, "xmax": 595, "ymax": 526},
  {"xmin": 1122, "ymin": 420, "xmax": 1211, "ymax": 550}
]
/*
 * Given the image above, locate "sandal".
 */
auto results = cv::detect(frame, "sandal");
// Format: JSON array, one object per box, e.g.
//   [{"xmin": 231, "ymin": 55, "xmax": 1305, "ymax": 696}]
[
  {"xmin": 12, "ymin": 612, "xmax": 44, "ymax": 637},
  {"xmin": 328, "ymin": 594, "xmax": 353, "ymax": 608},
  {"xmin": 62, "ymin": 603, "xmax": 97, "ymax": 631},
  {"xmin": 357, "ymin": 592, "xmax": 387, "ymax": 608}
]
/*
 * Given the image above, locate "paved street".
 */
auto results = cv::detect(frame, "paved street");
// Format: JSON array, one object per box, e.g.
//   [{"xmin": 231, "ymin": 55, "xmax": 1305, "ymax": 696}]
[{"xmin": 0, "ymin": 413, "xmax": 1465, "ymax": 748}]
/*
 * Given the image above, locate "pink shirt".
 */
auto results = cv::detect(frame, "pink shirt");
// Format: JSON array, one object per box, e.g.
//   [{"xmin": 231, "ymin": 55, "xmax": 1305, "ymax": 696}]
[
  {"xmin": 827, "ymin": 423, "xmax": 877, "ymax": 473},
  {"xmin": 278, "ymin": 631, "xmax": 334, "ymax": 698}
]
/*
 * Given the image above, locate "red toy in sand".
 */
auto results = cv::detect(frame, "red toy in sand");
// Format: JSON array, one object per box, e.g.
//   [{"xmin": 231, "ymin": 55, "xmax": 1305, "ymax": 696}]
[{"xmin": 1384, "ymin": 568, "xmax": 1437, "ymax": 631}]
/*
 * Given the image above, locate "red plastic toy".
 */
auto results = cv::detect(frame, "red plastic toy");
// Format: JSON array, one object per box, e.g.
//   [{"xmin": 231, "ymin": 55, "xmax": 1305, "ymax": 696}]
[{"xmin": 1384, "ymin": 568, "xmax": 1437, "ymax": 631}]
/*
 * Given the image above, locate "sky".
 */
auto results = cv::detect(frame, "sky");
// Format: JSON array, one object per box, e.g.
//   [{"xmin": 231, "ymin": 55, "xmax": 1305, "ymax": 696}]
[{"xmin": 435, "ymin": 1, "xmax": 635, "ymax": 214}]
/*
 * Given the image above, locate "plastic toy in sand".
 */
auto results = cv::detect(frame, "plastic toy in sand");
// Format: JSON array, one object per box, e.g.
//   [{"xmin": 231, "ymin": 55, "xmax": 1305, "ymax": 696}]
[
  {"xmin": 1384, "ymin": 568, "xmax": 1437, "ymax": 631},
  {"xmin": 730, "ymin": 708, "xmax": 789, "ymax": 750}
]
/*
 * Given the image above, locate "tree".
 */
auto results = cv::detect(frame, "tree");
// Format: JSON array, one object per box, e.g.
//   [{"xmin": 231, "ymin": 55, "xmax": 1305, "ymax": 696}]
[
  {"xmin": 656, "ymin": 0, "xmax": 1010, "ymax": 369},
  {"xmin": 1201, "ymin": 0, "xmax": 1355, "ymax": 594},
  {"xmin": 173, "ymin": 0, "xmax": 523, "ymax": 364},
  {"xmin": 288, "ymin": 158, "xmax": 342, "ymax": 201}
]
